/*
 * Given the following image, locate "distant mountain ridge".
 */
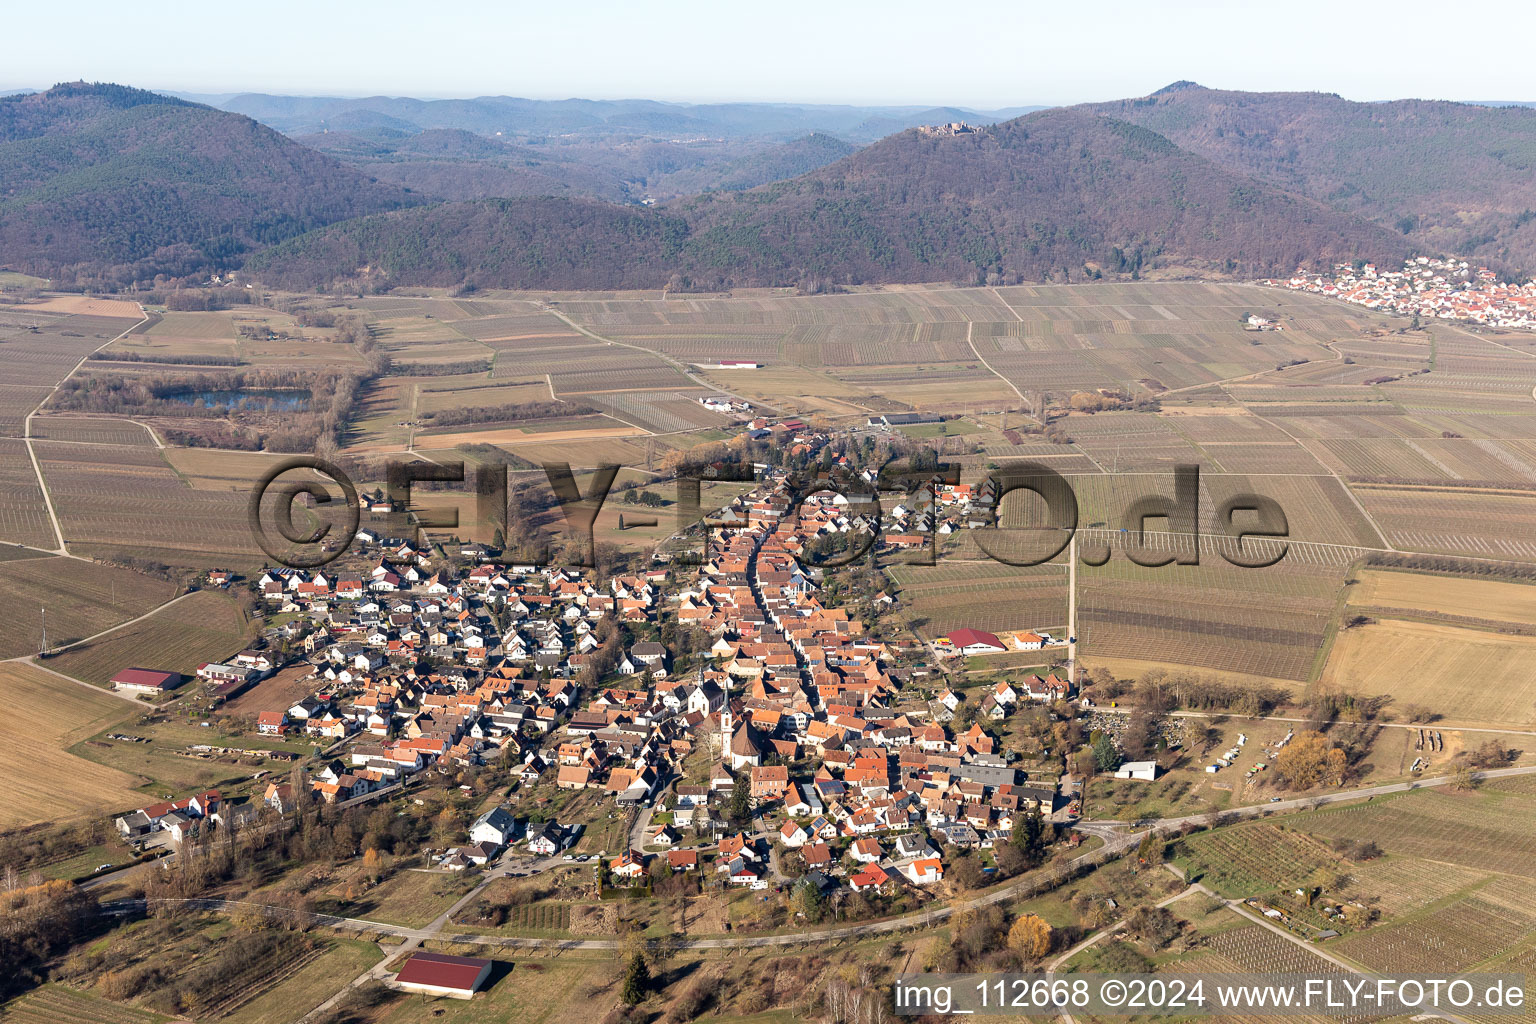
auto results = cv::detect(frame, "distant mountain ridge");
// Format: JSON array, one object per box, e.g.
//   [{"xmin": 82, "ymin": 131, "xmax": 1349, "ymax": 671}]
[
  {"xmin": 1083, "ymin": 83, "xmax": 1536, "ymax": 269},
  {"xmin": 0, "ymin": 82, "xmax": 416, "ymax": 285},
  {"xmin": 216, "ymin": 93, "xmax": 1045, "ymax": 144},
  {"xmin": 11, "ymin": 81, "xmax": 1536, "ymax": 292},
  {"xmin": 249, "ymin": 107, "xmax": 1413, "ymax": 291}
]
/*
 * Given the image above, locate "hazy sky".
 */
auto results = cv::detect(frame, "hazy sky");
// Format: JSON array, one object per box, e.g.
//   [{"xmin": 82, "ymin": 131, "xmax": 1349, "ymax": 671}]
[{"xmin": 6, "ymin": 0, "xmax": 1535, "ymax": 106}]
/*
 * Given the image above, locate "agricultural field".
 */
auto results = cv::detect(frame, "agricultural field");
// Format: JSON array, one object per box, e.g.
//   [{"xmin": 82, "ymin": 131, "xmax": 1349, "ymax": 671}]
[
  {"xmin": 414, "ymin": 418, "xmax": 644, "ymax": 449},
  {"xmin": 0, "ymin": 437, "xmax": 56, "ymax": 549},
  {"xmin": 887, "ymin": 560, "xmax": 1066, "ymax": 638},
  {"xmin": 71, "ymin": 710, "xmax": 312, "ymax": 797},
  {"xmin": 28, "ymin": 416, "xmax": 158, "ymax": 447},
  {"xmin": 1175, "ymin": 822, "xmax": 1344, "ymax": 896},
  {"xmin": 42, "ymin": 588, "xmax": 257, "ymax": 687},
  {"xmin": 0, "ymin": 556, "xmax": 178, "ymax": 658},
  {"xmin": 1074, "ymin": 550, "xmax": 1346, "ymax": 683},
  {"xmin": 217, "ymin": 938, "xmax": 384, "ymax": 1024},
  {"xmin": 112, "ymin": 309, "xmax": 240, "ymax": 360},
  {"xmin": 35, "ymin": 441, "xmax": 258, "ymax": 568},
  {"xmin": 160, "ymin": 447, "xmax": 305, "ymax": 492},
  {"xmin": 0, "ymin": 984, "xmax": 172, "ymax": 1024},
  {"xmin": 1296, "ymin": 788, "xmax": 1536, "ymax": 878},
  {"xmin": 313, "ymin": 867, "xmax": 480, "ymax": 928},
  {"xmin": 0, "ymin": 663, "xmax": 142, "ymax": 828},
  {"xmin": 1320, "ymin": 618, "xmax": 1536, "ymax": 727},
  {"xmin": 1345, "ymin": 568, "xmax": 1536, "ymax": 626}
]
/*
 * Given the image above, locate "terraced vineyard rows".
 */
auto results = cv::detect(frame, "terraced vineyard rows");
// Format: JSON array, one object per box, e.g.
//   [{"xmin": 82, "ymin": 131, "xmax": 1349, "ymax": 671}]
[{"xmin": 1178, "ymin": 823, "xmax": 1343, "ymax": 896}]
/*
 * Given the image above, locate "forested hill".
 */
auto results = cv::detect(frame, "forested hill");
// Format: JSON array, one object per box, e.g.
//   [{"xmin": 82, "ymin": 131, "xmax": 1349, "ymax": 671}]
[
  {"xmin": 1086, "ymin": 82, "xmax": 1536, "ymax": 270},
  {"xmin": 0, "ymin": 83, "xmax": 417, "ymax": 287},
  {"xmin": 249, "ymin": 107, "xmax": 1412, "ymax": 292}
]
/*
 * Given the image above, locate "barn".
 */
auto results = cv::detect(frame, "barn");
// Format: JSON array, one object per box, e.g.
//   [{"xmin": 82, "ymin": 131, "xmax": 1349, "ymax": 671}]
[
  {"xmin": 109, "ymin": 667, "xmax": 183, "ymax": 695},
  {"xmin": 945, "ymin": 628, "xmax": 1007, "ymax": 655},
  {"xmin": 392, "ymin": 952, "xmax": 495, "ymax": 999}
]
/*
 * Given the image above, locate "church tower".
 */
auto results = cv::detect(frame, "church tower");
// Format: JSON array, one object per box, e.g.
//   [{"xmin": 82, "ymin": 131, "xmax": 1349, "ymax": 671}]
[{"xmin": 720, "ymin": 672, "xmax": 732, "ymax": 741}]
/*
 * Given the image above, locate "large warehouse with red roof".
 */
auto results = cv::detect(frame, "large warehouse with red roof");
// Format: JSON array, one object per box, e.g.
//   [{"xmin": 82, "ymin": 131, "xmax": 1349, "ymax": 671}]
[
  {"xmin": 108, "ymin": 667, "xmax": 183, "ymax": 695},
  {"xmin": 944, "ymin": 628, "xmax": 1007, "ymax": 655},
  {"xmin": 392, "ymin": 951, "xmax": 494, "ymax": 999}
]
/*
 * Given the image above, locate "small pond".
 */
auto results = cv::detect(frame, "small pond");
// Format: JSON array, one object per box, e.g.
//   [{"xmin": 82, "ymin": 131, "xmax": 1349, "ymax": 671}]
[{"xmin": 163, "ymin": 388, "xmax": 312, "ymax": 411}]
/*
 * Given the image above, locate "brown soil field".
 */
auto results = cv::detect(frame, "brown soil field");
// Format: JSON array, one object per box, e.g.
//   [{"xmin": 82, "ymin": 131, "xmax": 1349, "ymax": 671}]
[
  {"xmin": 22, "ymin": 296, "xmax": 143, "ymax": 317},
  {"xmin": 1348, "ymin": 569, "xmax": 1536, "ymax": 625},
  {"xmin": 218, "ymin": 663, "xmax": 318, "ymax": 717},
  {"xmin": 420, "ymin": 423, "xmax": 648, "ymax": 448},
  {"xmin": 0, "ymin": 662, "xmax": 142, "ymax": 827},
  {"xmin": 1321, "ymin": 618, "xmax": 1536, "ymax": 727},
  {"xmin": 1082, "ymin": 656, "xmax": 1305, "ymax": 697}
]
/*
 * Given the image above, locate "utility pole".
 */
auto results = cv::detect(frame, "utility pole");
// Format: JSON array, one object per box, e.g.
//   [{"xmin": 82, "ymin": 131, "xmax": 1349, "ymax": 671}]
[{"xmin": 1067, "ymin": 536, "xmax": 1078, "ymax": 688}]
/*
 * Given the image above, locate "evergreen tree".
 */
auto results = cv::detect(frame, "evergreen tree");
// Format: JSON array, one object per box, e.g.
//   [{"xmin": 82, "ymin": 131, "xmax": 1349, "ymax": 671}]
[
  {"xmin": 621, "ymin": 952, "xmax": 650, "ymax": 1005},
  {"xmin": 727, "ymin": 781, "xmax": 752, "ymax": 826}
]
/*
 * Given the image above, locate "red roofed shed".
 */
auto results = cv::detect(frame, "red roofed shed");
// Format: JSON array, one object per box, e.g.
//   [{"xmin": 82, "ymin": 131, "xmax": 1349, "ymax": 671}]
[
  {"xmin": 393, "ymin": 952, "xmax": 494, "ymax": 999},
  {"xmin": 110, "ymin": 668, "xmax": 183, "ymax": 694},
  {"xmin": 945, "ymin": 628, "xmax": 1006, "ymax": 655}
]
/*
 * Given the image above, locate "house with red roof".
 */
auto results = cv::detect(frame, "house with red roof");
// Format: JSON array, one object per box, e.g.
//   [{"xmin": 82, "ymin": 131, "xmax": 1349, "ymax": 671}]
[{"xmin": 849, "ymin": 863, "xmax": 892, "ymax": 892}]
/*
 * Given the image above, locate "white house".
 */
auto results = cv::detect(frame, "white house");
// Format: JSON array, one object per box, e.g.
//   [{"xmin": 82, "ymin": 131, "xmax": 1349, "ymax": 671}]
[{"xmin": 469, "ymin": 806, "xmax": 517, "ymax": 847}]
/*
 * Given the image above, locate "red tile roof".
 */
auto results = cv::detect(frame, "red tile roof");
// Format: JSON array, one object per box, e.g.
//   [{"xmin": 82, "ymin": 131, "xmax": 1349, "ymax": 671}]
[
  {"xmin": 110, "ymin": 667, "xmax": 180, "ymax": 689},
  {"xmin": 394, "ymin": 952, "xmax": 492, "ymax": 993}
]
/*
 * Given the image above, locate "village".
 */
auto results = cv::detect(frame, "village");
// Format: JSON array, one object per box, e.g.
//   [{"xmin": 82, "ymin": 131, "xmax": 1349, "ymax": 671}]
[
  {"xmin": 1264, "ymin": 255, "xmax": 1536, "ymax": 329},
  {"xmin": 99, "ymin": 436, "xmax": 1111, "ymax": 938}
]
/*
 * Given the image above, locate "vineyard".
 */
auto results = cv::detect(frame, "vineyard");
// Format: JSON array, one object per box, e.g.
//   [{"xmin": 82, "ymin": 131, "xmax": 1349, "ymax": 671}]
[
  {"xmin": 1177, "ymin": 823, "xmax": 1343, "ymax": 896},
  {"xmin": 1317, "ymin": 437, "xmax": 1536, "ymax": 483},
  {"xmin": 0, "ymin": 438, "xmax": 56, "ymax": 550},
  {"xmin": 1298, "ymin": 790, "xmax": 1536, "ymax": 877},
  {"xmin": 1201, "ymin": 922, "xmax": 1350, "ymax": 977},
  {"xmin": 1074, "ymin": 544, "xmax": 1346, "ymax": 682},
  {"xmin": 0, "ymin": 985, "xmax": 169, "ymax": 1024},
  {"xmin": 1353, "ymin": 484, "xmax": 1536, "ymax": 562},
  {"xmin": 35, "ymin": 442, "xmax": 258, "ymax": 568},
  {"xmin": 43, "ymin": 589, "xmax": 255, "ymax": 687},
  {"xmin": 1336, "ymin": 895, "xmax": 1534, "ymax": 973},
  {"xmin": 491, "ymin": 901, "xmax": 575, "ymax": 934},
  {"xmin": 588, "ymin": 390, "xmax": 729, "ymax": 433},
  {"xmin": 0, "ymin": 556, "xmax": 177, "ymax": 659},
  {"xmin": 1341, "ymin": 857, "xmax": 1485, "ymax": 916},
  {"xmin": 28, "ymin": 417, "xmax": 158, "ymax": 447}
]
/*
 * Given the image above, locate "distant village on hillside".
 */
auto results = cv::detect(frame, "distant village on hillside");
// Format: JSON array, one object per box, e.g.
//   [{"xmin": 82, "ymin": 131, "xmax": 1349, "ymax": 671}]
[{"xmin": 1265, "ymin": 256, "xmax": 1536, "ymax": 330}]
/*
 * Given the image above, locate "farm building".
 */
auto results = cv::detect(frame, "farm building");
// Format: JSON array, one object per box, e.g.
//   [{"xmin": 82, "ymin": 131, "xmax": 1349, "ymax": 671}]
[
  {"xmin": 945, "ymin": 628, "xmax": 1008, "ymax": 655},
  {"xmin": 1114, "ymin": 760, "xmax": 1160, "ymax": 781},
  {"xmin": 109, "ymin": 667, "xmax": 183, "ymax": 695},
  {"xmin": 197, "ymin": 662, "xmax": 259, "ymax": 686},
  {"xmin": 868, "ymin": 412, "xmax": 942, "ymax": 427},
  {"xmin": 392, "ymin": 951, "xmax": 494, "ymax": 999}
]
